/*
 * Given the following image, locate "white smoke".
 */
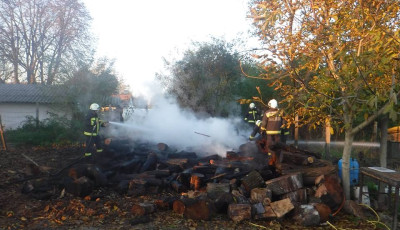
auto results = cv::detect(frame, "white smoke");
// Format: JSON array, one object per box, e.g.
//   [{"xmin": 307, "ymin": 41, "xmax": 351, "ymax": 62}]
[{"xmin": 106, "ymin": 82, "xmax": 251, "ymax": 157}]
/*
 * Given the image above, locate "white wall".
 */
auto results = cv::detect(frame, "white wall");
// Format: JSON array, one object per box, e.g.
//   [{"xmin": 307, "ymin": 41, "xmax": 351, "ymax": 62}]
[{"xmin": 0, "ymin": 103, "xmax": 70, "ymax": 130}]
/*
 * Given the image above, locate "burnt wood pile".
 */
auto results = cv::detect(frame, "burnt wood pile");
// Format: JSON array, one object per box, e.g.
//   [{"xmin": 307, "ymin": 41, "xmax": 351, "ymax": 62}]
[{"xmin": 21, "ymin": 139, "xmax": 344, "ymax": 227}]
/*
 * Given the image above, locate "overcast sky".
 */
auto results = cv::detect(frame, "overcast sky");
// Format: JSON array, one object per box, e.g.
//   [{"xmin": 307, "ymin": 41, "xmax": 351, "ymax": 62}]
[{"xmin": 82, "ymin": 0, "xmax": 257, "ymax": 97}]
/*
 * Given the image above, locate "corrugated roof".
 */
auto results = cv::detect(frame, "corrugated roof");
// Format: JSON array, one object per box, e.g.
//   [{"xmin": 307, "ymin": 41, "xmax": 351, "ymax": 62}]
[{"xmin": 0, "ymin": 84, "xmax": 65, "ymax": 104}]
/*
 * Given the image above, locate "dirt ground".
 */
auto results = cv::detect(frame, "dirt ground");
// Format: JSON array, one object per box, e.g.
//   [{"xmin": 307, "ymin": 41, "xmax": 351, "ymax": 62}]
[{"xmin": 0, "ymin": 146, "xmax": 390, "ymax": 230}]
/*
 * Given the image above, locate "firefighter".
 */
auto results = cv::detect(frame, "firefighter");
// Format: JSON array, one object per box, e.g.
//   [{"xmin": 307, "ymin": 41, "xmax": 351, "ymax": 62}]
[
  {"xmin": 244, "ymin": 102, "xmax": 261, "ymax": 126},
  {"xmin": 260, "ymin": 99, "xmax": 283, "ymax": 168},
  {"xmin": 83, "ymin": 103, "xmax": 109, "ymax": 157},
  {"xmin": 249, "ymin": 120, "xmax": 263, "ymax": 141}
]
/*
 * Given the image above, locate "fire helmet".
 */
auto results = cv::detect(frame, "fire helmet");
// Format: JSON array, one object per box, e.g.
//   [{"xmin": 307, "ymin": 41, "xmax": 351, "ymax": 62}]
[
  {"xmin": 89, "ymin": 103, "xmax": 100, "ymax": 111},
  {"xmin": 249, "ymin": 102, "xmax": 256, "ymax": 109},
  {"xmin": 268, "ymin": 99, "xmax": 278, "ymax": 109}
]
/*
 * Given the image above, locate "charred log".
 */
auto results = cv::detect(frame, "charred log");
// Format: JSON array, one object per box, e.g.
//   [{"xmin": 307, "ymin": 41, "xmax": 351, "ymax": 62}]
[
  {"xmin": 131, "ymin": 203, "xmax": 156, "ymax": 216},
  {"xmin": 140, "ymin": 152, "xmax": 158, "ymax": 173},
  {"xmin": 168, "ymin": 151, "xmax": 197, "ymax": 159},
  {"xmin": 214, "ymin": 192, "xmax": 234, "ymax": 213},
  {"xmin": 206, "ymin": 183, "xmax": 230, "ymax": 200},
  {"xmin": 240, "ymin": 170, "xmax": 265, "ymax": 193},
  {"xmin": 189, "ymin": 173, "xmax": 204, "ymax": 191},
  {"xmin": 228, "ymin": 203, "xmax": 252, "ymax": 222},
  {"xmin": 280, "ymin": 150, "xmax": 315, "ymax": 166},
  {"xmin": 64, "ymin": 176, "xmax": 94, "ymax": 197},
  {"xmin": 172, "ymin": 198, "xmax": 214, "ymax": 220},
  {"xmin": 265, "ymin": 172, "xmax": 303, "ymax": 196}
]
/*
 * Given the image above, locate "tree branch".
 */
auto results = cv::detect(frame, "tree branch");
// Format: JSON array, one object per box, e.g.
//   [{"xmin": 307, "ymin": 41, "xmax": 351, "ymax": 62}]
[{"xmin": 351, "ymin": 90, "xmax": 400, "ymax": 135}]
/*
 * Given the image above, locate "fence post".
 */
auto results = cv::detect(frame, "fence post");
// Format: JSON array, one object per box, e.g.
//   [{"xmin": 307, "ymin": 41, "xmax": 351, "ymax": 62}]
[
  {"xmin": 294, "ymin": 114, "xmax": 299, "ymax": 147},
  {"xmin": 0, "ymin": 115, "xmax": 7, "ymax": 151}
]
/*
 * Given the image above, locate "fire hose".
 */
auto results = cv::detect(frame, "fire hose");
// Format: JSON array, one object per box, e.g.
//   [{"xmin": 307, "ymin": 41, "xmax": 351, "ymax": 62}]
[
  {"xmin": 0, "ymin": 125, "xmax": 97, "ymax": 188},
  {"xmin": 194, "ymin": 131, "xmax": 210, "ymax": 137},
  {"xmin": 49, "ymin": 124, "xmax": 98, "ymax": 176}
]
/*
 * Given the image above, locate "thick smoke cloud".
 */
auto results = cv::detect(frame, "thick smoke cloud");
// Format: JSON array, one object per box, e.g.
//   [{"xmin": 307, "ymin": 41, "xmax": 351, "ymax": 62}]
[{"xmin": 106, "ymin": 83, "xmax": 252, "ymax": 157}]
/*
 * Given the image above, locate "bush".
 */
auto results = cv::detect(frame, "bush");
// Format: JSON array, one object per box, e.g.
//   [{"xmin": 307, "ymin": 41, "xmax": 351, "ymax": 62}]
[{"xmin": 6, "ymin": 113, "xmax": 84, "ymax": 147}]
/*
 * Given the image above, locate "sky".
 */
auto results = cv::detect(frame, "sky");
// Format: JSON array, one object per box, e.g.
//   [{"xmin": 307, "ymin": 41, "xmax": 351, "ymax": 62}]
[
  {"xmin": 81, "ymin": 0, "xmax": 260, "ymax": 154},
  {"xmin": 82, "ymin": 0, "xmax": 257, "ymax": 97}
]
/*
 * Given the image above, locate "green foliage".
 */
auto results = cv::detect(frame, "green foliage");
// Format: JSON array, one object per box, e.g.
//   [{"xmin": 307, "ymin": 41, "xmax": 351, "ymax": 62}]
[
  {"xmin": 6, "ymin": 113, "xmax": 84, "ymax": 147},
  {"xmin": 157, "ymin": 37, "xmax": 245, "ymax": 117},
  {"xmin": 236, "ymin": 60, "xmax": 277, "ymax": 111},
  {"xmin": 366, "ymin": 181, "xmax": 378, "ymax": 193}
]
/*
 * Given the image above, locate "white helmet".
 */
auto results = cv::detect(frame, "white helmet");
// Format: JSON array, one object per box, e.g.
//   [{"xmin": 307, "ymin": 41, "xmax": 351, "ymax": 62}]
[
  {"xmin": 256, "ymin": 120, "xmax": 262, "ymax": 127},
  {"xmin": 268, "ymin": 99, "xmax": 278, "ymax": 109},
  {"xmin": 249, "ymin": 103, "xmax": 255, "ymax": 109},
  {"xmin": 89, "ymin": 103, "xmax": 100, "ymax": 111}
]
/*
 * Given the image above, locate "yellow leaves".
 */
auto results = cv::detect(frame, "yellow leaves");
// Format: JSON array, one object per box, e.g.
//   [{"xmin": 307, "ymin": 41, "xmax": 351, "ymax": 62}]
[
  {"xmin": 6, "ymin": 211, "xmax": 14, "ymax": 217},
  {"xmin": 237, "ymin": 99, "xmax": 253, "ymax": 105},
  {"xmin": 256, "ymin": 86, "xmax": 262, "ymax": 96},
  {"xmin": 53, "ymin": 218, "xmax": 63, "ymax": 225},
  {"xmin": 273, "ymin": 81, "xmax": 282, "ymax": 90},
  {"xmin": 329, "ymin": 127, "xmax": 335, "ymax": 135},
  {"xmin": 363, "ymin": 113, "xmax": 369, "ymax": 121}
]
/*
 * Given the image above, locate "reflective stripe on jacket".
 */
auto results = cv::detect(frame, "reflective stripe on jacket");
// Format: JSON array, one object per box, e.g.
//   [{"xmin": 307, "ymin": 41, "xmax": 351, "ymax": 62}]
[
  {"xmin": 84, "ymin": 111, "xmax": 104, "ymax": 136},
  {"xmin": 244, "ymin": 109, "xmax": 261, "ymax": 123},
  {"xmin": 261, "ymin": 108, "xmax": 283, "ymax": 135}
]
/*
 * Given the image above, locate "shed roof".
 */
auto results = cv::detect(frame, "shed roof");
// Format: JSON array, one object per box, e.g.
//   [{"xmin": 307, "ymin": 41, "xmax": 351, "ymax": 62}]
[{"xmin": 0, "ymin": 84, "xmax": 65, "ymax": 104}]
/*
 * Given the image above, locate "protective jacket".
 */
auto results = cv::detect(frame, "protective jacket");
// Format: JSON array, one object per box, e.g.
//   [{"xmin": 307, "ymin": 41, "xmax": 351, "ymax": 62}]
[
  {"xmin": 84, "ymin": 110, "xmax": 106, "ymax": 136},
  {"xmin": 260, "ymin": 108, "xmax": 283, "ymax": 134},
  {"xmin": 244, "ymin": 108, "xmax": 261, "ymax": 124}
]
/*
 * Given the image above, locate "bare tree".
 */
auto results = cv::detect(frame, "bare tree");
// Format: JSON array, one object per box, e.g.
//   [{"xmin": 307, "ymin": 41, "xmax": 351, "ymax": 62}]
[
  {"xmin": 0, "ymin": 0, "xmax": 21, "ymax": 83},
  {"xmin": 0, "ymin": 0, "xmax": 93, "ymax": 84}
]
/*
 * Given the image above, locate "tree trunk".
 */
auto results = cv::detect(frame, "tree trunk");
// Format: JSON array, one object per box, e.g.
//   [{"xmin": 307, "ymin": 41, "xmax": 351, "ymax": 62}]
[
  {"xmin": 342, "ymin": 130, "xmax": 354, "ymax": 199},
  {"xmin": 380, "ymin": 115, "xmax": 388, "ymax": 168},
  {"xmin": 325, "ymin": 117, "xmax": 331, "ymax": 160},
  {"xmin": 13, "ymin": 59, "xmax": 19, "ymax": 83},
  {"xmin": 294, "ymin": 114, "xmax": 299, "ymax": 147}
]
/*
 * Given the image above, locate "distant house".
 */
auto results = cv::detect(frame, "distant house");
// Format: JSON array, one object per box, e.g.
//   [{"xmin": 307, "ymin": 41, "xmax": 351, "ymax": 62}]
[{"xmin": 0, "ymin": 84, "xmax": 70, "ymax": 130}]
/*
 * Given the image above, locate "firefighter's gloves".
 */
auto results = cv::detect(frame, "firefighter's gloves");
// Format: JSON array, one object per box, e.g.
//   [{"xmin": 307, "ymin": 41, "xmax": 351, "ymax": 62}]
[{"xmin": 103, "ymin": 121, "xmax": 110, "ymax": 127}]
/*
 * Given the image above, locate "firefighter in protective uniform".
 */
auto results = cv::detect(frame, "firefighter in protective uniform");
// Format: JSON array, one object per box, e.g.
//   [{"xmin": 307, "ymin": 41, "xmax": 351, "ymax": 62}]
[
  {"xmin": 249, "ymin": 120, "xmax": 263, "ymax": 141},
  {"xmin": 244, "ymin": 102, "xmax": 261, "ymax": 126},
  {"xmin": 84, "ymin": 103, "xmax": 108, "ymax": 157},
  {"xmin": 259, "ymin": 99, "xmax": 284, "ymax": 169}
]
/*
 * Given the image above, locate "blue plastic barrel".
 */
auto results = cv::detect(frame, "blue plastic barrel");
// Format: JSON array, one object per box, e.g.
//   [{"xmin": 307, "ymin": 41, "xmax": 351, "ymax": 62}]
[{"xmin": 338, "ymin": 158, "xmax": 359, "ymax": 186}]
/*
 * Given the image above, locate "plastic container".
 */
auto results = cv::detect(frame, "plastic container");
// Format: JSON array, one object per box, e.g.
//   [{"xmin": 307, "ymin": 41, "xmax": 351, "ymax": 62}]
[{"xmin": 338, "ymin": 158, "xmax": 359, "ymax": 186}]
